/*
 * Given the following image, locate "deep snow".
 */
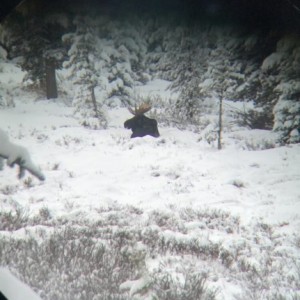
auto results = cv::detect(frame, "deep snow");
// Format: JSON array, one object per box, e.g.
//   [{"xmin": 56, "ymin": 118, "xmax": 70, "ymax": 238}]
[{"xmin": 1, "ymin": 99, "xmax": 299, "ymax": 231}]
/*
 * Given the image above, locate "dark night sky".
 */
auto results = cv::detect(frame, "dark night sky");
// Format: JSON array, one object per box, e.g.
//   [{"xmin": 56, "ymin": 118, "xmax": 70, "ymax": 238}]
[
  {"xmin": 0, "ymin": 0, "xmax": 21, "ymax": 21},
  {"xmin": 1, "ymin": 0, "xmax": 300, "ymax": 33}
]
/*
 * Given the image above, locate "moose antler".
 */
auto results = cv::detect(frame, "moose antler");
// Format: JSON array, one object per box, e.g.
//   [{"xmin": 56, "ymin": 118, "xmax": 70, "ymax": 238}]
[{"xmin": 128, "ymin": 103, "xmax": 152, "ymax": 116}]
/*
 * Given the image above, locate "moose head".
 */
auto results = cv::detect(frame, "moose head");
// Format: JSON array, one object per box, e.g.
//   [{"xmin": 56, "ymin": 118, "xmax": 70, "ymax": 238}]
[{"xmin": 124, "ymin": 103, "xmax": 160, "ymax": 138}]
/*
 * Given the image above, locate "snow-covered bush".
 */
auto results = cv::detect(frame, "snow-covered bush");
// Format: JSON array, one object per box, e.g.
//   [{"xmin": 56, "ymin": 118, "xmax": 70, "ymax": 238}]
[
  {"xmin": 150, "ymin": 268, "xmax": 217, "ymax": 300},
  {"xmin": 0, "ymin": 206, "xmax": 29, "ymax": 231},
  {"xmin": 1, "ymin": 201, "xmax": 299, "ymax": 300}
]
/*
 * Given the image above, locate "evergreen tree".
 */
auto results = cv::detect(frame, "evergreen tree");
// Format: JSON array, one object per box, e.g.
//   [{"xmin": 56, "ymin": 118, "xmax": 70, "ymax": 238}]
[
  {"xmin": 168, "ymin": 26, "xmax": 206, "ymax": 123},
  {"xmin": 21, "ymin": 17, "xmax": 49, "ymax": 89},
  {"xmin": 19, "ymin": 16, "xmax": 65, "ymax": 96},
  {"xmin": 0, "ymin": 47, "xmax": 14, "ymax": 108},
  {"xmin": 145, "ymin": 18, "xmax": 187, "ymax": 81},
  {"xmin": 174, "ymin": 61, "xmax": 202, "ymax": 122},
  {"xmin": 106, "ymin": 44, "xmax": 135, "ymax": 104},
  {"xmin": 114, "ymin": 20, "xmax": 149, "ymax": 84},
  {"xmin": 197, "ymin": 28, "xmax": 247, "ymax": 148},
  {"xmin": 63, "ymin": 17, "xmax": 106, "ymax": 129},
  {"xmin": 145, "ymin": 19, "xmax": 167, "ymax": 79},
  {"xmin": 102, "ymin": 20, "xmax": 147, "ymax": 105},
  {"xmin": 0, "ymin": 11, "xmax": 26, "ymax": 60},
  {"xmin": 271, "ymin": 36, "xmax": 300, "ymax": 143}
]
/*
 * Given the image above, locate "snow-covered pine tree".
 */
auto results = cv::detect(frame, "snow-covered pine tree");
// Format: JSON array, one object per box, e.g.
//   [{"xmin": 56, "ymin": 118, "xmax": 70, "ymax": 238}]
[
  {"xmin": 0, "ymin": 11, "xmax": 25, "ymax": 60},
  {"xmin": 0, "ymin": 45, "xmax": 15, "ymax": 108},
  {"xmin": 197, "ymin": 28, "xmax": 246, "ymax": 148},
  {"xmin": 63, "ymin": 17, "xmax": 106, "ymax": 129},
  {"xmin": 100, "ymin": 20, "xmax": 145, "ymax": 106},
  {"xmin": 146, "ymin": 20, "xmax": 182, "ymax": 81},
  {"xmin": 144, "ymin": 19, "xmax": 166, "ymax": 78},
  {"xmin": 219, "ymin": 32, "xmax": 279, "ymax": 130},
  {"xmin": 271, "ymin": 35, "xmax": 300, "ymax": 143},
  {"xmin": 19, "ymin": 16, "xmax": 65, "ymax": 96},
  {"xmin": 255, "ymin": 48, "xmax": 281, "ymax": 130},
  {"xmin": 198, "ymin": 57, "xmax": 226, "ymax": 149},
  {"xmin": 273, "ymin": 88, "xmax": 300, "ymax": 143},
  {"xmin": 161, "ymin": 24, "xmax": 208, "ymax": 123},
  {"xmin": 114, "ymin": 20, "xmax": 149, "ymax": 84},
  {"xmin": 167, "ymin": 26, "xmax": 206, "ymax": 124},
  {"xmin": 1, "ymin": 9, "xmax": 66, "ymax": 98},
  {"xmin": 21, "ymin": 17, "xmax": 50, "ymax": 89},
  {"xmin": 234, "ymin": 35, "xmax": 266, "ymax": 103}
]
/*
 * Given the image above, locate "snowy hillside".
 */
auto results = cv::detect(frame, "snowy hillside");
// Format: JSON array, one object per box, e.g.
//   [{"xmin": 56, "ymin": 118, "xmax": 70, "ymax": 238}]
[{"xmin": 0, "ymin": 62, "xmax": 300, "ymax": 300}]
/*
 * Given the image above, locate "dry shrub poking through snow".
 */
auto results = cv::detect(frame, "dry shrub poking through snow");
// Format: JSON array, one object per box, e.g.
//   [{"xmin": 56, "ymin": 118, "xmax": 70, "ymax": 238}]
[
  {"xmin": 151, "ymin": 268, "xmax": 218, "ymax": 300},
  {"xmin": 0, "ymin": 227, "xmax": 141, "ymax": 300},
  {"xmin": 0, "ymin": 207, "xmax": 29, "ymax": 231},
  {"xmin": 0, "ymin": 204, "xmax": 299, "ymax": 300},
  {"xmin": 0, "ymin": 184, "xmax": 19, "ymax": 195}
]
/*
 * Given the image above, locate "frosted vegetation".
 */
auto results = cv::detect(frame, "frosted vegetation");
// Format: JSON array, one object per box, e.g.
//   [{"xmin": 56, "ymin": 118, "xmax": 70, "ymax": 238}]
[
  {"xmin": 2, "ymin": 201, "xmax": 299, "ymax": 300},
  {"xmin": 0, "ymin": 4, "xmax": 300, "ymax": 300}
]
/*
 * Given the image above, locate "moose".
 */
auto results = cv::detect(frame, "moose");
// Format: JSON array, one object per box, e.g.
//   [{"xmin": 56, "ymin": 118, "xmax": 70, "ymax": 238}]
[{"xmin": 124, "ymin": 103, "xmax": 160, "ymax": 138}]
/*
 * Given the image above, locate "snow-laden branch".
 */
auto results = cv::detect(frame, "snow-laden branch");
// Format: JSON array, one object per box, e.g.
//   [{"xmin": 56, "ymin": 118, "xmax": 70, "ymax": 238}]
[{"xmin": 0, "ymin": 129, "xmax": 45, "ymax": 181}]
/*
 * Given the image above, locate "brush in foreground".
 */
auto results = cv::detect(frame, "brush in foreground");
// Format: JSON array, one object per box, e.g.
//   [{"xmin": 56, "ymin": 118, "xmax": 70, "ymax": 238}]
[{"xmin": 0, "ymin": 129, "xmax": 45, "ymax": 181}]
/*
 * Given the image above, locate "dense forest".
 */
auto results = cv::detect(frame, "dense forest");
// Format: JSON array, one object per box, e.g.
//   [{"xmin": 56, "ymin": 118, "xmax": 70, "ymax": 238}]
[{"xmin": 0, "ymin": 0, "xmax": 299, "ymax": 143}]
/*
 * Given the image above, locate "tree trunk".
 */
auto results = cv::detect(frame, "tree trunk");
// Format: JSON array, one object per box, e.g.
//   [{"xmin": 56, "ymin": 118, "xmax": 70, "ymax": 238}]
[
  {"xmin": 45, "ymin": 59, "xmax": 58, "ymax": 99},
  {"xmin": 91, "ymin": 85, "xmax": 99, "ymax": 119},
  {"xmin": 218, "ymin": 96, "xmax": 223, "ymax": 150}
]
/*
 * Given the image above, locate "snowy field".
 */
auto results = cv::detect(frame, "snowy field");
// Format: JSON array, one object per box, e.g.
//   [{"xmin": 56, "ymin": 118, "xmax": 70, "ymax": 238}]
[{"xmin": 0, "ymin": 67, "xmax": 300, "ymax": 299}]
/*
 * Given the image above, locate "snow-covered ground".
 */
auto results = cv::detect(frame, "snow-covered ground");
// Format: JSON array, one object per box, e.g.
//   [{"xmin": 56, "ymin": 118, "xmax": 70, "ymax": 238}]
[
  {"xmin": 1, "ymin": 99, "xmax": 299, "ymax": 229},
  {"xmin": 0, "ymin": 65, "xmax": 300, "ymax": 299}
]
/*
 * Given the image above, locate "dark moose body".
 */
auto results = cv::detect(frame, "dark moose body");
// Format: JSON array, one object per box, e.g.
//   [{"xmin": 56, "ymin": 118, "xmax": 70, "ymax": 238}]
[
  {"xmin": 124, "ymin": 114, "xmax": 160, "ymax": 138},
  {"xmin": 124, "ymin": 103, "xmax": 160, "ymax": 138}
]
